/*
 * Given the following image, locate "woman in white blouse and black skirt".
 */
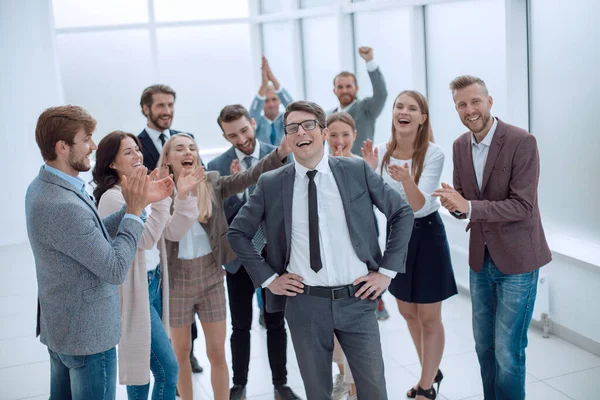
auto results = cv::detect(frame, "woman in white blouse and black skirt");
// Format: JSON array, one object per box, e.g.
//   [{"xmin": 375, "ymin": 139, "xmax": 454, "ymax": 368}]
[{"xmin": 363, "ymin": 90, "xmax": 457, "ymax": 400}]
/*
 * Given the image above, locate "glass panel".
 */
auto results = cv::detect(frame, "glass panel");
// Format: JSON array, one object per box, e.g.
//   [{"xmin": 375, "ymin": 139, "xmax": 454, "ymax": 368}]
[
  {"xmin": 353, "ymin": 7, "xmax": 413, "ymax": 147},
  {"xmin": 425, "ymin": 0, "xmax": 506, "ymax": 186},
  {"xmin": 300, "ymin": 0, "xmax": 337, "ymax": 8},
  {"xmin": 156, "ymin": 24, "xmax": 254, "ymax": 150},
  {"xmin": 301, "ymin": 15, "xmax": 340, "ymax": 107},
  {"xmin": 261, "ymin": 0, "xmax": 284, "ymax": 14},
  {"xmin": 52, "ymin": 0, "xmax": 149, "ymax": 29},
  {"xmin": 55, "ymin": 30, "xmax": 154, "ymax": 141},
  {"xmin": 153, "ymin": 0, "xmax": 249, "ymax": 22},
  {"xmin": 529, "ymin": 0, "xmax": 600, "ymax": 243},
  {"xmin": 262, "ymin": 21, "xmax": 301, "ymax": 100}
]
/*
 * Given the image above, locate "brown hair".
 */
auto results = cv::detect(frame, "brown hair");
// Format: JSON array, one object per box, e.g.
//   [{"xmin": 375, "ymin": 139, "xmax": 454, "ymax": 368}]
[
  {"xmin": 92, "ymin": 131, "xmax": 142, "ymax": 205},
  {"xmin": 326, "ymin": 111, "xmax": 356, "ymax": 131},
  {"xmin": 35, "ymin": 105, "xmax": 97, "ymax": 162},
  {"xmin": 283, "ymin": 101, "xmax": 326, "ymax": 128},
  {"xmin": 217, "ymin": 104, "xmax": 252, "ymax": 131},
  {"xmin": 333, "ymin": 71, "xmax": 357, "ymax": 86},
  {"xmin": 140, "ymin": 84, "xmax": 176, "ymax": 117},
  {"xmin": 158, "ymin": 133, "xmax": 214, "ymax": 223},
  {"xmin": 449, "ymin": 75, "xmax": 488, "ymax": 97},
  {"xmin": 380, "ymin": 90, "xmax": 433, "ymax": 185}
]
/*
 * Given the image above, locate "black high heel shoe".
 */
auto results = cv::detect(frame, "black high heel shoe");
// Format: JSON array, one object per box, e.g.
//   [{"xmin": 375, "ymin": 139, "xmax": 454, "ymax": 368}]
[
  {"xmin": 416, "ymin": 385, "xmax": 437, "ymax": 399},
  {"xmin": 406, "ymin": 369, "xmax": 443, "ymax": 398}
]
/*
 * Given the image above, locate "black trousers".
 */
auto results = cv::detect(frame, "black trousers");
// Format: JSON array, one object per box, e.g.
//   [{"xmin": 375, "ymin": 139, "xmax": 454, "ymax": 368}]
[{"xmin": 226, "ymin": 266, "xmax": 287, "ymax": 386}]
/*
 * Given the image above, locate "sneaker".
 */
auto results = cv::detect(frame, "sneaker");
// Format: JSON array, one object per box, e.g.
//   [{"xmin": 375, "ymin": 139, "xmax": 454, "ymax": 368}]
[
  {"xmin": 190, "ymin": 351, "xmax": 203, "ymax": 373},
  {"xmin": 274, "ymin": 385, "xmax": 301, "ymax": 400},
  {"xmin": 331, "ymin": 374, "xmax": 350, "ymax": 400},
  {"xmin": 230, "ymin": 384, "xmax": 247, "ymax": 400},
  {"xmin": 375, "ymin": 298, "xmax": 389, "ymax": 321}
]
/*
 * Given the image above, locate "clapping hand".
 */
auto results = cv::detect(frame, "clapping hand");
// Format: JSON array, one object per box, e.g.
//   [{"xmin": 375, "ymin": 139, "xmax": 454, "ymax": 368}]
[
  {"xmin": 177, "ymin": 166, "xmax": 205, "ymax": 200},
  {"xmin": 230, "ymin": 159, "xmax": 241, "ymax": 175},
  {"xmin": 388, "ymin": 163, "xmax": 411, "ymax": 184},
  {"xmin": 361, "ymin": 139, "xmax": 378, "ymax": 170},
  {"xmin": 333, "ymin": 145, "xmax": 344, "ymax": 157},
  {"xmin": 433, "ymin": 182, "xmax": 469, "ymax": 214},
  {"xmin": 277, "ymin": 133, "xmax": 292, "ymax": 159},
  {"xmin": 146, "ymin": 168, "xmax": 175, "ymax": 204}
]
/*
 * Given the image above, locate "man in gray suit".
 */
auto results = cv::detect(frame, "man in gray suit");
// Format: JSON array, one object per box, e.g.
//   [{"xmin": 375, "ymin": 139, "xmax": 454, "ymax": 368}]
[
  {"xmin": 208, "ymin": 105, "xmax": 299, "ymax": 400},
  {"xmin": 329, "ymin": 46, "xmax": 388, "ymax": 155},
  {"xmin": 26, "ymin": 105, "xmax": 173, "ymax": 399},
  {"xmin": 228, "ymin": 101, "xmax": 414, "ymax": 399}
]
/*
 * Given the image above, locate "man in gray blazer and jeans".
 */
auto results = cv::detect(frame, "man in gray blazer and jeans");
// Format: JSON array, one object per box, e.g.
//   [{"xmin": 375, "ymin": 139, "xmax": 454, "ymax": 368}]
[
  {"xmin": 329, "ymin": 46, "xmax": 388, "ymax": 156},
  {"xmin": 228, "ymin": 101, "xmax": 414, "ymax": 399},
  {"xmin": 26, "ymin": 105, "xmax": 173, "ymax": 399}
]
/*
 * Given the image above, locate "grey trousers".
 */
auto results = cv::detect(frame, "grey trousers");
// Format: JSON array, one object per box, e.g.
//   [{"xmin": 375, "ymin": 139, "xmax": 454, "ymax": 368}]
[{"xmin": 285, "ymin": 294, "xmax": 387, "ymax": 400}]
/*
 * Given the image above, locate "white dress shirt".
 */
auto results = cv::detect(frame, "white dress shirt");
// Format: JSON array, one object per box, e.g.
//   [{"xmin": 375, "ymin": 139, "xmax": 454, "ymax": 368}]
[
  {"xmin": 262, "ymin": 154, "xmax": 396, "ymax": 288},
  {"xmin": 234, "ymin": 141, "xmax": 261, "ymax": 200},
  {"xmin": 143, "ymin": 204, "xmax": 161, "ymax": 272},
  {"xmin": 376, "ymin": 142, "xmax": 444, "ymax": 218},
  {"xmin": 178, "ymin": 221, "xmax": 213, "ymax": 260},
  {"xmin": 467, "ymin": 117, "xmax": 498, "ymax": 218},
  {"xmin": 145, "ymin": 125, "xmax": 170, "ymax": 153}
]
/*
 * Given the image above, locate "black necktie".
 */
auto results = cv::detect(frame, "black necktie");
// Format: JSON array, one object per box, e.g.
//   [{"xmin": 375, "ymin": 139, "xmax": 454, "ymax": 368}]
[
  {"xmin": 159, "ymin": 133, "xmax": 167, "ymax": 146},
  {"xmin": 306, "ymin": 170, "xmax": 322, "ymax": 273}
]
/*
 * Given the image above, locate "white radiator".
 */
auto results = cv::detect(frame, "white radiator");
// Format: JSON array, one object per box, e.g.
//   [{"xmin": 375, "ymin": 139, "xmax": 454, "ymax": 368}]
[{"xmin": 532, "ymin": 273, "xmax": 550, "ymax": 337}]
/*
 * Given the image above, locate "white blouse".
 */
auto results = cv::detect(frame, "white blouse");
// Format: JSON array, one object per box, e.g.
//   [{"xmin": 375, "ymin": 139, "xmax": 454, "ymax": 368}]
[
  {"xmin": 375, "ymin": 142, "xmax": 444, "ymax": 219},
  {"xmin": 178, "ymin": 221, "xmax": 213, "ymax": 260}
]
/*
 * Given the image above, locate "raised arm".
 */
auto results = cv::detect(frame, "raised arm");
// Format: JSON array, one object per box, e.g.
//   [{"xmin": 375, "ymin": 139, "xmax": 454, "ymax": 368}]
[
  {"xmin": 217, "ymin": 139, "xmax": 290, "ymax": 199},
  {"xmin": 227, "ymin": 175, "xmax": 277, "ymax": 286},
  {"xmin": 249, "ymin": 56, "xmax": 270, "ymax": 121},
  {"xmin": 358, "ymin": 47, "xmax": 388, "ymax": 119}
]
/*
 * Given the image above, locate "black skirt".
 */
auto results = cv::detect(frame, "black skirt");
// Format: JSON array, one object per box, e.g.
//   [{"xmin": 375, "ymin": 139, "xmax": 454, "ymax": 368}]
[{"xmin": 387, "ymin": 211, "xmax": 458, "ymax": 304}]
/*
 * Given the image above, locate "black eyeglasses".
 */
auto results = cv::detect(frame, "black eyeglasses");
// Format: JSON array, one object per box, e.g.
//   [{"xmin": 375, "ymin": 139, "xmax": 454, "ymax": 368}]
[{"xmin": 284, "ymin": 119, "xmax": 323, "ymax": 135}]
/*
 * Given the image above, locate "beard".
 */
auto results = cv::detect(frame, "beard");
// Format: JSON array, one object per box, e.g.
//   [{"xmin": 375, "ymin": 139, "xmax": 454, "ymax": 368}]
[
  {"xmin": 469, "ymin": 112, "xmax": 492, "ymax": 134},
  {"xmin": 149, "ymin": 109, "xmax": 173, "ymax": 130},
  {"xmin": 68, "ymin": 151, "xmax": 90, "ymax": 172},
  {"xmin": 235, "ymin": 136, "xmax": 257, "ymax": 156}
]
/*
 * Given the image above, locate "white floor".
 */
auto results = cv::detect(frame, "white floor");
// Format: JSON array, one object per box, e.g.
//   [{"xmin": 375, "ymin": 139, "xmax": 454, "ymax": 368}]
[{"xmin": 1, "ymin": 243, "xmax": 600, "ymax": 400}]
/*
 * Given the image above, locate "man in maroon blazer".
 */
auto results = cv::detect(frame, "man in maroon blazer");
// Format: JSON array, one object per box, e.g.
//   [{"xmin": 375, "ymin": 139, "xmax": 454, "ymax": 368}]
[{"xmin": 434, "ymin": 75, "xmax": 551, "ymax": 400}]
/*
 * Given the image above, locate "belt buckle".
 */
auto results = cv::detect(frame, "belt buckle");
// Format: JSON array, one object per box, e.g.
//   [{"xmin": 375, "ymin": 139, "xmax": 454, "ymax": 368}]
[{"xmin": 331, "ymin": 287, "xmax": 346, "ymax": 300}]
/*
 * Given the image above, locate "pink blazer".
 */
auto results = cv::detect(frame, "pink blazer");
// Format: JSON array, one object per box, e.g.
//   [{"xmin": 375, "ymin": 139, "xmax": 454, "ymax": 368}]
[{"xmin": 452, "ymin": 118, "xmax": 552, "ymax": 274}]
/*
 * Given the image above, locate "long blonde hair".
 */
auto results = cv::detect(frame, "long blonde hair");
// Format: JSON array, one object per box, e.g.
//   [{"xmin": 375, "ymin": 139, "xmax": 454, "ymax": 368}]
[
  {"xmin": 157, "ymin": 133, "xmax": 213, "ymax": 223},
  {"xmin": 380, "ymin": 90, "xmax": 433, "ymax": 185}
]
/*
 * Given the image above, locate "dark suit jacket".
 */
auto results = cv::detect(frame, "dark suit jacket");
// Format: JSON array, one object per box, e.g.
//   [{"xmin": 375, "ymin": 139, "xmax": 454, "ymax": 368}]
[
  {"xmin": 452, "ymin": 118, "xmax": 552, "ymax": 274},
  {"xmin": 138, "ymin": 128, "xmax": 193, "ymax": 170},
  {"xmin": 206, "ymin": 141, "xmax": 278, "ymax": 273},
  {"xmin": 227, "ymin": 156, "xmax": 414, "ymax": 312}
]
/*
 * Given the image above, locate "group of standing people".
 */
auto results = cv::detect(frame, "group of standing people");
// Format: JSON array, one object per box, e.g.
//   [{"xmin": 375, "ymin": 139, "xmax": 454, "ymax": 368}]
[{"xmin": 26, "ymin": 45, "xmax": 550, "ymax": 400}]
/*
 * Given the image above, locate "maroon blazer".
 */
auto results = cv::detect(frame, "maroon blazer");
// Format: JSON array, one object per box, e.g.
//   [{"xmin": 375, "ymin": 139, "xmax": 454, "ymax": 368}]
[{"xmin": 452, "ymin": 118, "xmax": 551, "ymax": 274}]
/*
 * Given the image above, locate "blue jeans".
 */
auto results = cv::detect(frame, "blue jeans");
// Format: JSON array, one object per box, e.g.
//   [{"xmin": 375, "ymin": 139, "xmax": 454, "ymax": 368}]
[
  {"xmin": 49, "ymin": 346, "xmax": 117, "ymax": 400},
  {"xmin": 127, "ymin": 267, "xmax": 179, "ymax": 400},
  {"xmin": 470, "ymin": 250, "xmax": 539, "ymax": 400}
]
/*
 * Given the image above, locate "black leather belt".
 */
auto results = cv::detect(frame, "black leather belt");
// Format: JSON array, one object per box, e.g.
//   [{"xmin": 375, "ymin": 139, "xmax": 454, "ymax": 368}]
[{"xmin": 302, "ymin": 282, "xmax": 365, "ymax": 300}]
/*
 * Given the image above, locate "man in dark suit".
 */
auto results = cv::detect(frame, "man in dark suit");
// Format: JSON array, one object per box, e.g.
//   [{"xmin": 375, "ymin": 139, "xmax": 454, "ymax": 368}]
[
  {"xmin": 228, "ymin": 101, "xmax": 414, "ymax": 399},
  {"xmin": 137, "ymin": 84, "xmax": 203, "ymax": 374},
  {"xmin": 207, "ymin": 105, "xmax": 299, "ymax": 400},
  {"xmin": 434, "ymin": 75, "xmax": 552, "ymax": 400}
]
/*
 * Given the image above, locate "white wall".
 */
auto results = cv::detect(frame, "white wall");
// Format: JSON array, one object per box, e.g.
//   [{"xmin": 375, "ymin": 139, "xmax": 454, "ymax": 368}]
[{"xmin": 0, "ymin": 0, "xmax": 63, "ymax": 247}]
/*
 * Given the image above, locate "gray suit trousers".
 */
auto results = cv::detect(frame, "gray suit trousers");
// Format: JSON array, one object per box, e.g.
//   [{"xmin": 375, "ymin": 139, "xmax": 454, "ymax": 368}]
[{"xmin": 285, "ymin": 294, "xmax": 387, "ymax": 400}]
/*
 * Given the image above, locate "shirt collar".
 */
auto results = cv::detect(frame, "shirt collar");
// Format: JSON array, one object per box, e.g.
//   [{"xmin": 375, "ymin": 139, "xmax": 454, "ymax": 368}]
[
  {"xmin": 44, "ymin": 164, "xmax": 87, "ymax": 194},
  {"xmin": 234, "ymin": 140, "xmax": 261, "ymax": 162},
  {"xmin": 295, "ymin": 153, "xmax": 331, "ymax": 179},
  {"xmin": 471, "ymin": 117, "xmax": 498, "ymax": 148},
  {"xmin": 338, "ymin": 99, "xmax": 357, "ymax": 113},
  {"xmin": 146, "ymin": 125, "xmax": 169, "ymax": 141}
]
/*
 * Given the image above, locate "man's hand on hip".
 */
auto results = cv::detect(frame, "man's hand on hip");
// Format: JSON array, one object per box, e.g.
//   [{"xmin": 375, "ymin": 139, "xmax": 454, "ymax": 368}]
[
  {"xmin": 353, "ymin": 271, "xmax": 391, "ymax": 300},
  {"xmin": 268, "ymin": 273, "xmax": 305, "ymax": 297}
]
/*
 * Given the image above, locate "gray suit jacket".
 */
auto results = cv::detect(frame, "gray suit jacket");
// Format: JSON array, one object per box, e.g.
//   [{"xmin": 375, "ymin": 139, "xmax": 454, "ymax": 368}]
[
  {"xmin": 26, "ymin": 166, "xmax": 144, "ymax": 356},
  {"xmin": 227, "ymin": 156, "xmax": 414, "ymax": 313},
  {"xmin": 328, "ymin": 67, "xmax": 388, "ymax": 155},
  {"xmin": 206, "ymin": 141, "xmax": 277, "ymax": 273}
]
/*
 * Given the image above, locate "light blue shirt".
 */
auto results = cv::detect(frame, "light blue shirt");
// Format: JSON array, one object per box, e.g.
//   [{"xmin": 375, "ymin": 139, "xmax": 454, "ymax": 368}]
[{"xmin": 43, "ymin": 164, "xmax": 144, "ymax": 226}]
